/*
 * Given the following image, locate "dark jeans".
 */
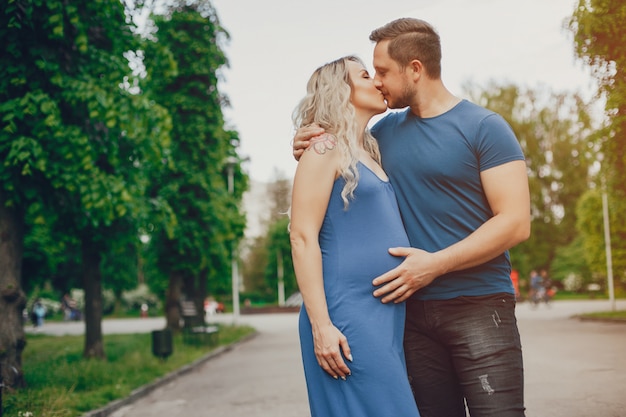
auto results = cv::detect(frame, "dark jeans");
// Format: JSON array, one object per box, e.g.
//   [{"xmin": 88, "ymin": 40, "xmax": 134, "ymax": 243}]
[{"xmin": 404, "ymin": 293, "xmax": 525, "ymax": 417}]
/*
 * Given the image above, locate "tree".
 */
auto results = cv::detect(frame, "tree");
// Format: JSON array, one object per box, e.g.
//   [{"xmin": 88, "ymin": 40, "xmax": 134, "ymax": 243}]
[
  {"xmin": 464, "ymin": 82, "xmax": 599, "ymax": 281},
  {"xmin": 1, "ymin": 0, "xmax": 171, "ymax": 373},
  {"xmin": 568, "ymin": 0, "xmax": 626, "ymax": 282},
  {"xmin": 264, "ymin": 216, "xmax": 296, "ymax": 303},
  {"xmin": 575, "ymin": 190, "xmax": 606, "ymax": 281},
  {"xmin": 242, "ymin": 173, "xmax": 292, "ymax": 302},
  {"xmin": 22, "ymin": 201, "xmax": 82, "ymax": 295},
  {"xmin": 551, "ymin": 236, "xmax": 593, "ymax": 291},
  {"xmin": 142, "ymin": 2, "xmax": 247, "ymax": 330},
  {"xmin": 267, "ymin": 172, "xmax": 292, "ymax": 224},
  {"xmin": 100, "ymin": 238, "xmax": 142, "ymax": 313},
  {"xmin": 242, "ymin": 234, "xmax": 271, "ymax": 301}
]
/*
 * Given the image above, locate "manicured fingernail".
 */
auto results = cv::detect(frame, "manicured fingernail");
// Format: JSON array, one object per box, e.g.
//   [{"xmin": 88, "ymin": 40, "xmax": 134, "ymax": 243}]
[
  {"xmin": 341, "ymin": 376, "xmax": 346, "ymax": 381},
  {"xmin": 347, "ymin": 354, "xmax": 353, "ymax": 362},
  {"xmin": 333, "ymin": 375, "xmax": 338, "ymax": 379}
]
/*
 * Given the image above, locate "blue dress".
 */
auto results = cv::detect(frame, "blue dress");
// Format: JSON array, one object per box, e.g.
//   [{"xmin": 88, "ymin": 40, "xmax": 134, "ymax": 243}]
[{"xmin": 298, "ymin": 162, "xmax": 421, "ymax": 417}]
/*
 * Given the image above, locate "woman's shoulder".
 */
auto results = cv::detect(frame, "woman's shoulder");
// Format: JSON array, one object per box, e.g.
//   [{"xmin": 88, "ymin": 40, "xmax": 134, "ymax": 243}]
[
  {"xmin": 297, "ymin": 133, "xmax": 342, "ymax": 179},
  {"xmin": 301, "ymin": 133, "xmax": 341, "ymax": 162}
]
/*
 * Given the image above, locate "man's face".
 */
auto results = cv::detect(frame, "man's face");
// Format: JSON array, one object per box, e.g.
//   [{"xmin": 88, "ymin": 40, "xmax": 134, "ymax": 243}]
[{"xmin": 372, "ymin": 40, "xmax": 414, "ymax": 109}]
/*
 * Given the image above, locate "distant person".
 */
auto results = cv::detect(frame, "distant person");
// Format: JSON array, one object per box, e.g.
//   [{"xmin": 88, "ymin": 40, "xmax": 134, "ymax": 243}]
[
  {"xmin": 290, "ymin": 55, "xmax": 420, "ymax": 416},
  {"xmin": 32, "ymin": 298, "xmax": 46, "ymax": 329},
  {"xmin": 530, "ymin": 269, "xmax": 545, "ymax": 306},
  {"xmin": 540, "ymin": 269, "xmax": 555, "ymax": 304},
  {"xmin": 511, "ymin": 268, "xmax": 521, "ymax": 300},
  {"xmin": 62, "ymin": 293, "xmax": 81, "ymax": 320},
  {"xmin": 204, "ymin": 297, "xmax": 218, "ymax": 318},
  {"xmin": 61, "ymin": 293, "xmax": 74, "ymax": 321},
  {"xmin": 530, "ymin": 269, "xmax": 541, "ymax": 294},
  {"xmin": 293, "ymin": 17, "xmax": 530, "ymax": 417}
]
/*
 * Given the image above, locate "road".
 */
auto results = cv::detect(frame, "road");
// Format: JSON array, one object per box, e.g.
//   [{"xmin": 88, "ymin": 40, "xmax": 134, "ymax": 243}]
[
  {"xmin": 517, "ymin": 300, "xmax": 626, "ymax": 417},
  {"xmin": 31, "ymin": 299, "xmax": 626, "ymax": 416}
]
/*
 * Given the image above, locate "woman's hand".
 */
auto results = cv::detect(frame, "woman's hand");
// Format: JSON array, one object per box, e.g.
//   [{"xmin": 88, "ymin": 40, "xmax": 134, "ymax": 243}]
[{"xmin": 311, "ymin": 322, "xmax": 352, "ymax": 379}]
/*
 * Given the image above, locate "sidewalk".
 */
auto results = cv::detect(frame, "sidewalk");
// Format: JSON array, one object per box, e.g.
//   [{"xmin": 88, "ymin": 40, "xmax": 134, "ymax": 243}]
[
  {"xmin": 25, "ymin": 316, "xmax": 167, "ymax": 336},
  {"xmin": 101, "ymin": 313, "xmax": 309, "ymax": 417},
  {"xmin": 35, "ymin": 300, "xmax": 625, "ymax": 417}
]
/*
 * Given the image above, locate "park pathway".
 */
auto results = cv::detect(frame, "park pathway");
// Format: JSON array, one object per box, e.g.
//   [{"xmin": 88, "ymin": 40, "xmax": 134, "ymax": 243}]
[{"xmin": 33, "ymin": 300, "xmax": 626, "ymax": 417}]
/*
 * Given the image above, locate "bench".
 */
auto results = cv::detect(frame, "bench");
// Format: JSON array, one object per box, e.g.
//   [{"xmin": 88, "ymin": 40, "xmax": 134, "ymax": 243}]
[{"xmin": 180, "ymin": 300, "xmax": 219, "ymax": 346}]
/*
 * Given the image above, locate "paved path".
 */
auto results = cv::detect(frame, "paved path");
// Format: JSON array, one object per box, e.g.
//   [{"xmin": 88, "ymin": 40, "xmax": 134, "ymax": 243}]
[
  {"xmin": 110, "ymin": 314, "xmax": 309, "ymax": 417},
  {"xmin": 32, "ymin": 300, "xmax": 626, "ymax": 416},
  {"xmin": 517, "ymin": 300, "xmax": 626, "ymax": 417}
]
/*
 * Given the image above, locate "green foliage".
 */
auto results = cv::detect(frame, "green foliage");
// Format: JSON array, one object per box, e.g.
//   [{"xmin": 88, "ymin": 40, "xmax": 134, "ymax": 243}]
[
  {"xmin": 576, "ymin": 188, "xmax": 626, "ymax": 290},
  {"xmin": 568, "ymin": 0, "xmax": 626, "ymax": 112},
  {"xmin": 464, "ymin": 82, "xmax": 599, "ymax": 279},
  {"xmin": 1, "ymin": 0, "xmax": 176, "ymax": 360},
  {"xmin": 551, "ymin": 236, "xmax": 592, "ymax": 288},
  {"xmin": 141, "ymin": 4, "xmax": 247, "ymax": 299},
  {"xmin": 242, "ymin": 234, "xmax": 272, "ymax": 301},
  {"xmin": 576, "ymin": 189, "xmax": 606, "ymax": 277},
  {"xmin": 242, "ymin": 175, "xmax": 293, "ymax": 301},
  {"xmin": 101, "ymin": 240, "xmax": 141, "ymax": 297},
  {"xmin": 22, "ymin": 203, "xmax": 82, "ymax": 294},
  {"xmin": 569, "ymin": 0, "xmax": 626, "ymax": 284},
  {"xmin": 2, "ymin": 0, "xmax": 173, "ymax": 284},
  {"xmin": 1, "ymin": 0, "xmax": 170, "ymax": 220},
  {"xmin": 264, "ymin": 216, "xmax": 296, "ymax": 302},
  {"xmin": 121, "ymin": 283, "xmax": 161, "ymax": 311}
]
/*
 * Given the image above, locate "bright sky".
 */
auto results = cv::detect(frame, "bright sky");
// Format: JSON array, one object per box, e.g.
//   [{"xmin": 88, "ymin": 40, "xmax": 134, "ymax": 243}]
[{"xmin": 211, "ymin": 0, "xmax": 596, "ymax": 184}]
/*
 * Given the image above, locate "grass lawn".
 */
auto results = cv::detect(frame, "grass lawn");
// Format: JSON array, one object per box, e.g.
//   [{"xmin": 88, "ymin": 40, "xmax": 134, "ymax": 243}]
[
  {"xmin": 579, "ymin": 309, "xmax": 626, "ymax": 321},
  {"xmin": 3, "ymin": 324, "xmax": 255, "ymax": 417}
]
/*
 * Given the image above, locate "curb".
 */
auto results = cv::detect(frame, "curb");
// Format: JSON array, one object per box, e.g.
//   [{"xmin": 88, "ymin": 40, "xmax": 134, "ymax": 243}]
[
  {"xmin": 575, "ymin": 316, "xmax": 626, "ymax": 324},
  {"xmin": 82, "ymin": 331, "xmax": 259, "ymax": 417}
]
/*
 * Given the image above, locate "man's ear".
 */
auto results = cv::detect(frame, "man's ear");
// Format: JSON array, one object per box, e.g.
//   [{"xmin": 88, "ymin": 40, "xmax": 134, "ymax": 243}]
[{"xmin": 409, "ymin": 59, "xmax": 423, "ymax": 81}]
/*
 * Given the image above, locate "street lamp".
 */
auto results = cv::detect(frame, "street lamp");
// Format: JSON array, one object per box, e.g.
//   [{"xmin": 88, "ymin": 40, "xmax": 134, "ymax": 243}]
[
  {"xmin": 277, "ymin": 249, "xmax": 285, "ymax": 306},
  {"xmin": 225, "ymin": 156, "xmax": 240, "ymax": 323},
  {"xmin": 601, "ymin": 176, "xmax": 615, "ymax": 311}
]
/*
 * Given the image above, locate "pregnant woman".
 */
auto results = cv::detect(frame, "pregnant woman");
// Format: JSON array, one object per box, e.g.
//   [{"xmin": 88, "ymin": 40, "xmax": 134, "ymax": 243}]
[{"xmin": 289, "ymin": 55, "xmax": 420, "ymax": 417}]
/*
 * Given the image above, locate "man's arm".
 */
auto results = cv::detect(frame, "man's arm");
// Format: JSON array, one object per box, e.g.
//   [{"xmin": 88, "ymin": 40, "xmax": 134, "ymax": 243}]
[{"xmin": 372, "ymin": 160, "xmax": 531, "ymax": 303}]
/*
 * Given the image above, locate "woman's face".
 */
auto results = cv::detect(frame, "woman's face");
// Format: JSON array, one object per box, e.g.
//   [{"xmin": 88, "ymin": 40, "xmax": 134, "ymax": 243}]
[{"xmin": 347, "ymin": 60, "xmax": 387, "ymax": 117}]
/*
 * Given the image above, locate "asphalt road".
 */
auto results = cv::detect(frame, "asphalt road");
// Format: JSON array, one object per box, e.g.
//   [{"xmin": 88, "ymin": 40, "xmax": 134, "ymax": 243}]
[{"xmin": 30, "ymin": 299, "xmax": 626, "ymax": 417}]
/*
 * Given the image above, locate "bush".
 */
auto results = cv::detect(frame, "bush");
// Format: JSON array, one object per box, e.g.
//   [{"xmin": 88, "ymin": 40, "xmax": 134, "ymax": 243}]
[
  {"xmin": 563, "ymin": 273, "xmax": 584, "ymax": 292},
  {"xmin": 25, "ymin": 297, "xmax": 61, "ymax": 319},
  {"xmin": 121, "ymin": 283, "xmax": 161, "ymax": 311}
]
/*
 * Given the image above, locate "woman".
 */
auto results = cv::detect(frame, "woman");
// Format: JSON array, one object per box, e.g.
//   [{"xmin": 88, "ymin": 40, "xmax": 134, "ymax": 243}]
[{"xmin": 289, "ymin": 56, "xmax": 420, "ymax": 417}]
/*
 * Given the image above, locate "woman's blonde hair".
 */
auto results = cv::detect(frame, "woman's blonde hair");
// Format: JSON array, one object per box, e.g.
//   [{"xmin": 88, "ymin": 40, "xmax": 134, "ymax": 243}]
[{"xmin": 292, "ymin": 55, "xmax": 381, "ymax": 209}]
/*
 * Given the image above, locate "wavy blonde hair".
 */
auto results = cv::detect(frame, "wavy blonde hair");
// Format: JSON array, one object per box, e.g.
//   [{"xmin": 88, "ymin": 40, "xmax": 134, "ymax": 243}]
[{"xmin": 292, "ymin": 56, "xmax": 381, "ymax": 209}]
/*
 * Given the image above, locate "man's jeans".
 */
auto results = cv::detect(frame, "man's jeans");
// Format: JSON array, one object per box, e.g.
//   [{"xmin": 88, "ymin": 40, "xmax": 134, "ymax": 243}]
[{"xmin": 404, "ymin": 293, "xmax": 525, "ymax": 417}]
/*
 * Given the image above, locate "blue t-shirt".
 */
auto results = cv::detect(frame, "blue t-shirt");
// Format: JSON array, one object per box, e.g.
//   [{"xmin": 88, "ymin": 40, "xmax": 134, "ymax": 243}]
[{"xmin": 371, "ymin": 99, "xmax": 525, "ymax": 300}]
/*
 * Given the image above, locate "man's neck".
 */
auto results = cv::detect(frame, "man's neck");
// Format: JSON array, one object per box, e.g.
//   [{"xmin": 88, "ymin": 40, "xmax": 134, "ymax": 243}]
[{"xmin": 410, "ymin": 82, "xmax": 458, "ymax": 118}]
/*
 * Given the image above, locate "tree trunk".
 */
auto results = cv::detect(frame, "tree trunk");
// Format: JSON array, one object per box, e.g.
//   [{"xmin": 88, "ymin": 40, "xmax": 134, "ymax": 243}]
[
  {"xmin": 165, "ymin": 271, "xmax": 183, "ymax": 331},
  {"xmin": 81, "ymin": 236, "xmax": 105, "ymax": 359},
  {"xmin": 0, "ymin": 194, "xmax": 26, "ymax": 388},
  {"xmin": 198, "ymin": 269, "xmax": 208, "ymax": 322},
  {"xmin": 182, "ymin": 273, "xmax": 203, "ymax": 319}
]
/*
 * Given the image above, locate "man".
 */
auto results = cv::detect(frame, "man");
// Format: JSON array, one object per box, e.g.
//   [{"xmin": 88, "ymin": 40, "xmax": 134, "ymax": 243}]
[
  {"xmin": 292, "ymin": 18, "xmax": 530, "ymax": 417},
  {"xmin": 529, "ymin": 269, "xmax": 544, "ymax": 305}
]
